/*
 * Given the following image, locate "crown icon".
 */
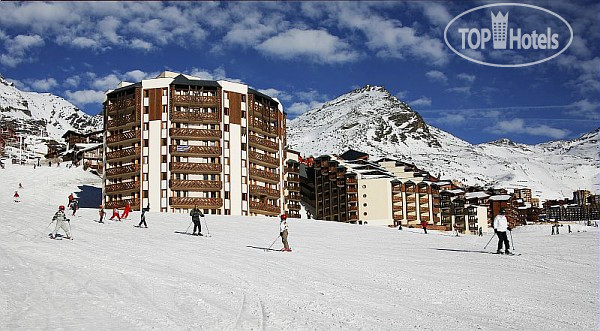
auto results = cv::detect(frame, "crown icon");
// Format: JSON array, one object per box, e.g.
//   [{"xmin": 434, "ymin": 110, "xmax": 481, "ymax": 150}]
[{"xmin": 491, "ymin": 11, "xmax": 509, "ymax": 49}]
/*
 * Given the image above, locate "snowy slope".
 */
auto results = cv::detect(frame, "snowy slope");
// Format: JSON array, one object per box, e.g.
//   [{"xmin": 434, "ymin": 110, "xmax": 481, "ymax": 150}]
[
  {"xmin": 0, "ymin": 163, "xmax": 597, "ymax": 329},
  {"xmin": 0, "ymin": 75, "xmax": 101, "ymax": 139},
  {"xmin": 288, "ymin": 86, "xmax": 599, "ymax": 199}
]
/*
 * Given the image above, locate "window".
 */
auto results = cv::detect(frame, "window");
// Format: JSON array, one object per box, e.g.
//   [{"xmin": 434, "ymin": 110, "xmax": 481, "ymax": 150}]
[
  {"xmin": 363, "ymin": 194, "xmax": 367, "ymax": 198},
  {"xmin": 225, "ymin": 209, "xmax": 230, "ymax": 215},
  {"xmin": 242, "ymin": 110, "xmax": 246, "ymax": 118},
  {"xmin": 224, "ymin": 157, "xmax": 229, "ymax": 165},
  {"xmin": 362, "ymin": 185, "xmax": 367, "ymax": 189},
  {"xmin": 144, "ymin": 90, "xmax": 149, "ymax": 97},
  {"xmin": 143, "ymin": 156, "xmax": 148, "ymax": 163},
  {"xmin": 363, "ymin": 212, "xmax": 368, "ymax": 216},
  {"xmin": 162, "ymin": 105, "xmax": 167, "ymax": 113},
  {"xmin": 162, "ymin": 89, "xmax": 168, "ymax": 96},
  {"xmin": 241, "ymin": 143, "xmax": 247, "ymax": 150},
  {"xmin": 241, "ymin": 95, "xmax": 246, "ymax": 102},
  {"xmin": 144, "ymin": 106, "xmax": 149, "ymax": 114},
  {"xmin": 363, "ymin": 203, "xmax": 367, "ymax": 207},
  {"xmin": 224, "ymin": 107, "xmax": 229, "ymax": 115},
  {"xmin": 224, "ymin": 124, "xmax": 229, "ymax": 132}
]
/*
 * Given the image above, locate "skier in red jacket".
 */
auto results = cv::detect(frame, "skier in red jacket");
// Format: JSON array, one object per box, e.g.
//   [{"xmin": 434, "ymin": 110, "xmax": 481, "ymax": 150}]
[
  {"xmin": 110, "ymin": 208, "xmax": 121, "ymax": 221},
  {"xmin": 13, "ymin": 191, "xmax": 20, "ymax": 203},
  {"xmin": 421, "ymin": 220, "xmax": 428, "ymax": 234},
  {"xmin": 120, "ymin": 203, "xmax": 131, "ymax": 219}
]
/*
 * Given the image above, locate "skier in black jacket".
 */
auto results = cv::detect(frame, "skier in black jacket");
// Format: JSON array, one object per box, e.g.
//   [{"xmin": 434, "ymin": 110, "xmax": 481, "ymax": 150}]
[{"xmin": 190, "ymin": 205, "xmax": 204, "ymax": 236}]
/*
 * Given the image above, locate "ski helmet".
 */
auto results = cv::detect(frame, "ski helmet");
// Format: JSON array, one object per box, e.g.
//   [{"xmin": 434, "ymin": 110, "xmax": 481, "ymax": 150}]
[
  {"xmin": 280, "ymin": 213, "xmax": 287, "ymax": 220},
  {"xmin": 59, "ymin": 205, "xmax": 65, "ymax": 211}
]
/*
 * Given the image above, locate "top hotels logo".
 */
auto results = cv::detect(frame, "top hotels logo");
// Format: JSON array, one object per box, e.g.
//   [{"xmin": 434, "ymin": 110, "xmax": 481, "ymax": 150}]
[{"xmin": 444, "ymin": 3, "xmax": 573, "ymax": 67}]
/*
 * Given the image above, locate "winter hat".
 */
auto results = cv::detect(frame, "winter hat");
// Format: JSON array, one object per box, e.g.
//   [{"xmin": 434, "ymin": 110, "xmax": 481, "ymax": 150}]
[
  {"xmin": 280, "ymin": 213, "xmax": 287, "ymax": 220},
  {"xmin": 59, "ymin": 205, "xmax": 65, "ymax": 211}
]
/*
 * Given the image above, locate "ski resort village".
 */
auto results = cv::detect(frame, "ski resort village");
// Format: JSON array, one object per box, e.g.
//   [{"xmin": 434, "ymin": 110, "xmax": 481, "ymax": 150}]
[{"xmin": 0, "ymin": 1, "xmax": 598, "ymax": 330}]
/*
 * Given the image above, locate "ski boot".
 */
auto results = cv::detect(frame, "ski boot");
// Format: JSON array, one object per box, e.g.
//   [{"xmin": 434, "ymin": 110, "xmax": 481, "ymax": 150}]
[{"xmin": 496, "ymin": 250, "xmax": 503, "ymax": 254}]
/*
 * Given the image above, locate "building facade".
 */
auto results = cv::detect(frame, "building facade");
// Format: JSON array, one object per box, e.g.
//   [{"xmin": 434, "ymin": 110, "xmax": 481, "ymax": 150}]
[{"xmin": 103, "ymin": 71, "xmax": 291, "ymax": 217}]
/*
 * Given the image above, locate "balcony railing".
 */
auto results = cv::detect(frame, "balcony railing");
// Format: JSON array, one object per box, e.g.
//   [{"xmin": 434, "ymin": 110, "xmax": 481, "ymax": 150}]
[
  {"xmin": 406, "ymin": 206, "xmax": 416, "ymax": 212},
  {"xmin": 250, "ymin": 201, "xmax": 280, "ymax": 215},
  {"xmin": 349, "ymin": 205, "xmax": 358, "ymax": 211},
  {"xmin": 170, "ymin": 179, "xmax": 222, "ymax": 191},
  {"xmin": 346, "ymin": 178, "xmax": 357, "ymax": 184},
  {"xmin": 249, "ymin": 118, "xmax": 278, "ymax": 137},
  {"xmin": 392, "ymin": 186, "xmax": 402, "ymax": 193},
  {"xmin": 348, "ymin": 196, "xmax": 358, "ymax": 202},
  {"xmin": 169, "ymin": 128, "xmax": 222, "ymax": 140},
  {"xmin": 106, "ymin": 164, "xmax": 140, "ymax": 178},
  {"xmin": 248, "ymin": 134, "xmax": 278, "ymax": 151},
  {"xmin": 347, "ymin": 187, "xmax": 358, "ymax": 193},
  {"xmin": 170, "ymin": 110, "xmax": 219, "ymax": 123},
  {"xmin": 106, "ymin": 147, "xmax": 140, "ymax": 161},
  {"xmin": 249, "ymin": 151, "xmax": 279, "ymax": 167},
  {"xmin": 169, "ymin": 197, "xmax": 223, "ymax": 208},
  {"xmin": 106, "ymin": 130, "xmax": 141, "ymax": 145},
  {"xmin": 105, "ymin": 198, "xmax": 140, "ymax": 210},
  {"xmin": 172, "ymin": 95, "xmax": 218, "ymax": 105},
  {"xmin": 107, "ymin": 112, "xmax": 139, "ymax": 128},
  {"xmin": 393, "ymin": 205, "xmax": 403, "ymax": 211},
  {"xmin": 405, "ymin": 187, "xmax": 415, "ymax": 193},
  {"xmin": 169, "ymin": 145, "xmax": 221, "ymax": 156},
  {"xmin": 249, "ymin": 168, "xmax": 279, "ymax": 183},
  {"xmin": 250, "ymin": 185, "xmax": 280, "ymax": 198},
  {"xmin": 250, "ymin": 103, "xmax": 278, "ymax": 121},
  {"xmin": 392, "ymin": 196, "xmax": 403, "ymax": 203},
  {"xmin": 288, "ymin": 202, "xmax": 301, "ymax": 210},
  {"xmin": 105, "ymin": 181, "xmax": 140, "ymax": 193},
  {"xmin": 287, "ymin": 192, "xmax": 301, "ymax": 201},
  {"xmin": 106, "ymin": 97, "xmax": 136, "ymax": 113},
  {"xmin": 170, "ymin": 162, "xmax": 222, "ymax": 173},
  {"xmin": 393, "ymin": 214, "xmax": 403, "ymax": 221}
]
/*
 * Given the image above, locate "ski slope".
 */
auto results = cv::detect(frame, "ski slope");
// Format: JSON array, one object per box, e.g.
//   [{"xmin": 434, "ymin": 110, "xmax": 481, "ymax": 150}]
[{"xmin": 0, "ymin": 163, "xmax": 597, "ymax": 330}]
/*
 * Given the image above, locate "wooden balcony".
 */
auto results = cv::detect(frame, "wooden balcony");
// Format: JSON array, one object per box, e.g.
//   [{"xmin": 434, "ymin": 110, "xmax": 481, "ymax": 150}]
[
  {"xmin": 348, "ymin": 196, "xmax": 358, "ymax": 202},
  {"xmin": 405, "ymin": 187, "xmax": 415, "ymax": 193},
  {"xmin": 106, "ymin": 146, "xmax": 140, "ymax": 162},
  {"xmin": 250, "ymin": 201, "xmax": 280, "ymax": 215},
  {"xmin": 393, "ymin": 214, "xmax": 403, "ymax": 221},
  {"xmin": 249, "ymin": 118, "xmax": 278, "ymax": 137},
  {"xmin": 420, "ymin": 198, "xmax": 429, "ymax": 204},
  {"xmin": 392, "ymin": 186, "xmax": 402, "ymax": 193},
  {"xmin": 392, "ymin": 196, "xmax": 403, "ymax": 203},
  {"xmin": 406, "ymin": 206, "xmax": 416, "ymax": 212},
  {"xmin": 421, "ymin": 215, "xmax": 430, "ymax": 221},
  {"xmin": 248, "ymin": 134, "xmax": 278, "ymax": 152},
  {"xmin": 249, "ymin": 168, "xmax": 279, "ymax": 184},
  {"xmin": 169, "ymin": 197, "xmax": 223, "ymax": 209},
  {"xmin": 107, "ymin": 130, "xmax": 141, "ymax": 146},
  {"xmin": 406, "ymin": 215, "xmax": 417, "ymax": 221},
  {"xmin": 170, "ymin": 179, "xmax": 222, "ymax": 191},
  {"xmin": 347, "ymin": 187, "xmax": 358, "ymax": 193},
  {"xmin": 105, "ymin": 164, "xmax": 140, "ymax": 178},
  {"xmin": 348, "ymin": 205, "xmax": 358, "ymax": 211},
  {"xmin": 172, "ymin": 94, "xmax": 218, "ymax": 106},
  {"xmin": 169, "ymin": 128, "xmax": 222, "ymax": 140},
  {"xmin": 287, "ymin": 202, "xmax": 301, "ymax": 210},
  {"xmin": 349, "ymin": 214, "xmax": 359, "ymax": 221},
  {"xmin": 170, "ymin": 110, "xmax": 220, "ymax": 123},
  {"xmin": 393, "ymin": 205, "xmax": 403, "ymax": 211},
  {"xmin": 170, "ymin": 145, "xmax": 221, "ymax": 156},
  {"xmin": 249, "ymin": 151, "xmax": 279, "ymax": 168},
  {"xmin": 106, "ymin": 97, "xmax": 136, "ymax": 114},
  {"xmin": 170, "ymin": 162, "xmax": 222, "ymax": 174},
  {"xmin": 420, "ymin": 207, "xmax": 430, "ymax": 213},
  {"xmin": 105, "ymin": 181, "xmax": 140, "ymax": 194},
  {"xmin": 287, "ymin": 192, "xmax": 301, "ymax": 201},
  {"xmin": 406, "ymin": 196, "xmax": 416, "ymax": 202},
  {"xmin": 346, "ymin": 178, "xmax": 357, "ymax": 184},
  {"xmin": 250, "ymin": 185, "xmax": 280, "ymax": 198},
  {"xmin": 107, "ymin": 112, "xmax": 139, "ymax": 129},
  {"xmin": 105, "ymin": 198, "xmax": 140, "ymax": 210},
  {"xmin": 250, "ymin": 103, "xmax": 278, "ymax": 122}
]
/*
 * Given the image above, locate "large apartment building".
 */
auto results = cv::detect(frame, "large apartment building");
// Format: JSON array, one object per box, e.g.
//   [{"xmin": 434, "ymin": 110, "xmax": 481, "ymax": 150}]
[{"xmin": 102, "ymin": 71, "xmax": 293, "ymax": 217}]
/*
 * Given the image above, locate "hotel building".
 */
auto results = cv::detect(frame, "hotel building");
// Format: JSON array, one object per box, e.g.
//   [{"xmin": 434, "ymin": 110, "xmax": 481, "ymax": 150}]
[{"xmin": 102, "ymin": 71, "xmax": 292, "ymax": 217}]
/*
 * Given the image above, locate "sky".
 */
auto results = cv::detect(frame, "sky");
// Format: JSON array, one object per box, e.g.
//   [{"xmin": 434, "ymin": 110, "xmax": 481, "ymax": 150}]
[{"xmin": 0, "ymin": 1, "xmax": 598, "ymax": 145}]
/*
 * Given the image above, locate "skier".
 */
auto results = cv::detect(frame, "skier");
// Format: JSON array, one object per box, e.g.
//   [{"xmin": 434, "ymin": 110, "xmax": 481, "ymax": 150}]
[
  {"xmin": 18, "ymin": 183, "xmax": 23, "ymax": 189},
  {"xmin": 478, "ymin": 227, "xmax": 483, "ymax": 237},
  {"xmin": 189, "ymin": 205, "xmax": 204, "ymax": 235},
  {"xmin": 421, "ymin": 220, "xmax": 428, "ymax": 234},
  {"xmin": 568, "ymin": 224, "xmax": 572, "ymax": 233},
  {"xmin": 138, "ymin": 205, "xmax": 149, "ymax": 228},
  {"xmin": 68, "ymin": 193, "xmax": 74, "ymax": 205},
  {"xmin": 398, "ymin": 222, "xmax": 403, "ymax": 231},
  {"xmin": 98, "ymin": 206, "xmax": 105, "ymax": 223},
  {"xmin": 109, "ymin": 207, "xmax": 121, "ymax": 221},
  {"xmin": 50, "ymin": 205, "xmax": 71, "ymax": 240},
  {"xmin": 280, "ymin": 214, "xmax": 291, "ymax": 252},
  {"xmin": 121, "ymin": 202, "xmax": 131, "ymax": 219},
  {"xmin": 551, "ymin": 224, "xmax": 555, "ymax": 235},
  {"xmin": 556, "ymin": 223, "xmax": 560, "ymax": 235},
  {"xmin": 70, "ymin": 199, "xmax": 79, "ymax": 216},
  {"xmin": 13, "ymin": 191, "xmax": 20, "ymax": 203},
  {"xmin": 454, "ymin": 224, "xmax": 460, "ymax": 237},
  {"xmin": 493, "ymin": 208, "xmax": 511, "ymax": 254}
]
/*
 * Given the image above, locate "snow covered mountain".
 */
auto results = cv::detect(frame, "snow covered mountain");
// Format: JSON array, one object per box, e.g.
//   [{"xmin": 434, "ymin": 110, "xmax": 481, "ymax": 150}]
[
  {"xmin": 287, "ymin": 85, "xmax": 599, "ymax": 200},
  {"xmin": 0, "ymin": 74, "xmax": 102, "ymax": 140}
]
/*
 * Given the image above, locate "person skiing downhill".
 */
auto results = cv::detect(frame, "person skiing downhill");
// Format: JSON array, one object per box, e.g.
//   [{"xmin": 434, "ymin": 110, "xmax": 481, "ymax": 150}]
[
  {"xmin": 138, "ymin": 205, "xmax": 149, "ymax": 228},
  {"xmin": 70, "ymin": 199, "xmax": 79, "ymax": 216},
  {"xmin": 98, "ymin": 206, "xmax": 105, "ymax": 223},
  {"xmin": 13, "ymin": 191, "xmax": 20, "ymax": 203},
  {"xmin": 50, "ymin": 205, "xmax": 72, "ymax": 240},
  {"xmin": 18, "ymin": 183, "xmax": 23, "ymax": 189},
  {"xmin": 493, "ymin": 208, "xmax": 511, "ymax": 255},
  {"xmin": 189, "ymin": 205, "xmax": 204, "ymax": 235},
  {"xmin": 280, "ymin": 214, "xmax": 291, "ymax": 252},
  {"xmin": 109, "ymin": 208, "xmax": 121, "ymax": 221},
  {"xmin": 121, "ymin": 203, "xmax": 131, "ymax": 219},
  {"xmin": 421, "ymin": 220, "xmax": 428, "ymax": 234}
]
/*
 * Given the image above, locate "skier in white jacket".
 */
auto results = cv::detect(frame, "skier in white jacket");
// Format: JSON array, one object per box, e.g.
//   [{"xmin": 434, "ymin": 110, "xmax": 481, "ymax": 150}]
[
  {"xmin": 50, "ymin": 205, "xmax": 72, "ymax": 240},
  {"xmin": 493, "ymin": 208, "xmax": 511, "ymax": 254},
  {"xmin": 280, "ymin": 214, "xmax": 291, "ymax": 252}
]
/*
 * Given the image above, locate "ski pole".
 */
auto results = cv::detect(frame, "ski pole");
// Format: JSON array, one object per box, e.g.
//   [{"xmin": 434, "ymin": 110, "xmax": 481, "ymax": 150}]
[
  {"xmin": 509, "ymin": 230, "xmax": 515, "ymax": 251},
  {"xmin": 184, "ymin": 221, "xmax": 193, "ymax": 234},
  {"xmin": 484, "ymin": 232, "xmax": 496, "ymax": 249},
  {"xmin": 266, "ymin": 235, "xmax": 281, "ymax": 251}
]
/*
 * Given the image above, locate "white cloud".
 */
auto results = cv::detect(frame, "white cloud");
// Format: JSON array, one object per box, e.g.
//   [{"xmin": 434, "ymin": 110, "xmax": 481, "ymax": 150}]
[
  {"xmin": 0, "ymin": 34, "xmax": 45, "ymax": 67},
  {"xmin": 257, "ymin": 88, "xmax": 292, "ymax": 102},
  {"xmin": 436, "ymin": 113, "xmax": 466, "ymax": 125},
  {"xmin": 29, "ymin": 78, "xmax": 58, "ymax": 91},
  {"xmin": 410, "ymin": 97, "xmax": 432, "ymax": 107},
  {"xmin": 91, "ymin": 74, "xmax": 121, "ymax": 90},
  {"xmin": 130, "ymin": 39, "xmax": 153, "ymax": 51},
  {"xmin": 425, "ymin": 70, "xmax": 447, "ymax": 84},
  {"xmin": 445, "ymin": 86, "xmax": 471, "ymax": 95},
  {"xmin": 566, "ymin": 99, "xmax": 599, "ymax": 119},
  {"xmin": 419, "ymin": 3, "xmax": 452, "ymax": 27},
  {"xmin": 488, "ymin": 118, "xmax": 570, "ymax": 139},
  {"xmin": 257, "ymin": 29, "xmax": 359, "ymax": 64},
  {"xmin": 64, "ymin": 75, "xmax": 81, "ymax": 88},
  {"xmin": 456, "ymin": 73, "xmax": 476, "ymax": 83},
  {"xmin": 65, "ymin": 89, "xmax": 106, "ymax": 106},
  {"xmin": 395, "ymin": 90, "xmax": 408, "ymax": 100},
  {"xmin": 124, "ymin": 70, "xmax": 153, "ymax": 82},
  {"xmin": 287, "ymin": 101, "xmax": 323, "ymax": 116}
]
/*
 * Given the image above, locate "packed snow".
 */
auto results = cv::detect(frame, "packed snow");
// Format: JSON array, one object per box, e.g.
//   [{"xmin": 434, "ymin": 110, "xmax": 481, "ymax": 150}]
[
  {"xmin": 287, "ymin": 86, "xmax": 599, "ymax": 200},
  {"xmin": 0, "ymin": 163, "xmax": 597, "ymax": 329}
]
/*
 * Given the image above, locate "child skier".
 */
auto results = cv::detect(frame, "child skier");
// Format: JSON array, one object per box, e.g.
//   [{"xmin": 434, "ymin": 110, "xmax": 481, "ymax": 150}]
[
  {"xmin": 421, "ymin": 220, "xmax": 428, "ymax": 234},
  {"xmin": 13, "ymin": 191, "xmax": 20, "ymax": 203},
  {"xmin": 98, "ymin": 206, "xmax": 105, "ymax": 223},
  {"xmin": 109, "ymin": 208, "xmax": 121, "ymax": 221},
  {"xmin": 50, "ymin": 205, "xmax": 72, "ymax": 240},
  {"xmin": 280, "ymin": 214, "xmax": 291, "ymax": 252},
  {"xmin": 121, "ymin": 202, "xmax": 131, "ymax": 219}
]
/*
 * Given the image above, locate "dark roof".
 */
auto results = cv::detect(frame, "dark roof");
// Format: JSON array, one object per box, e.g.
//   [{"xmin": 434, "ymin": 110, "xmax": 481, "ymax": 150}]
[
  {"xmin": 106, "ymin": 82, "xmax": 141, "ymax": 97},
  {"xmin": 171, "ymin": 74, "xmax": 220, "ymax": 87},
  {"xmin": 248, "ymin": 88, "xmax": 278, "ymax": 104},
  {"xmin": 61, "ymin": 130, "xmax": 85, "ymax": 138},
  {"xmin": 339, "ymin": 149, "xmax": 369, "ymax": 161}
]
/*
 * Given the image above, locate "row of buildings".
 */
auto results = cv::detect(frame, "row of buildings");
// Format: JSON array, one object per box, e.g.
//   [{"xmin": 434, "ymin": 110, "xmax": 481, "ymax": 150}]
[
  {"xmin": 102, "ymin": 71, "xmax": 301, "ymax": 218},
  {"xmin": 542, "ymin": 190, "xmax": 600, "ymax": 222}
]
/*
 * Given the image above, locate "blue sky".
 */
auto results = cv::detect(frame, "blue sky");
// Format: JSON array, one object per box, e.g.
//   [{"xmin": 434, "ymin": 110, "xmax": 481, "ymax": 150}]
[{"xmin": 0, "ymin": 1, "xmax": 597, "ymax": 144}]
